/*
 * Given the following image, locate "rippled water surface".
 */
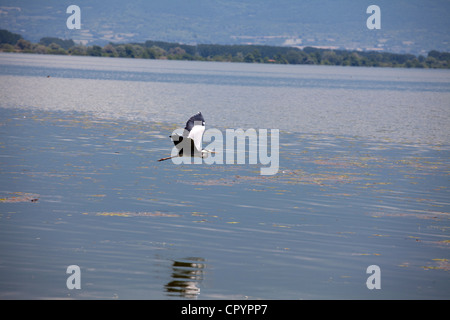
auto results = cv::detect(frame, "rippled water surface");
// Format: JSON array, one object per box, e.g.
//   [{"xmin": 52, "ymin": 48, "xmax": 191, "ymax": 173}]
[{"xmin": 0, "ymin": 53, "xmax": 449, "ymax": 299}]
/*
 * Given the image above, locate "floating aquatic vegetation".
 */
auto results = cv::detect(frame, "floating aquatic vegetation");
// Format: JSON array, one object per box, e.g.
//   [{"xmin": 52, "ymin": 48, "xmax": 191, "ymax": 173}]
[
  {"xmin": 0, "ymin": 192, "xmax": 39, "ymax": 203},
  {"xmin": 311, "ymin": 159, "xmax": 369, "ymax": 168},
  {"xmin": 181, "ymin": 170, "xmax": 364, "ymax": 188},
  {"xmin": 87, "ymin": 211, "xmax": 180, "ymax": 217},
  {"xmin": 368, "ymin": 210, "xmax": 449, "ymax": 220},
  {"xmin": 422, "ymin": 259, "xmax": 450, "ymax": 271}
]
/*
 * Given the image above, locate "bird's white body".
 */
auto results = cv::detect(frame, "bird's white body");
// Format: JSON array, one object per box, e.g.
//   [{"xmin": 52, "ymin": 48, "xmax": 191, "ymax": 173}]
[{"xmin": 187, "ymin": 124, "xmax": 205, "ymax": 154}]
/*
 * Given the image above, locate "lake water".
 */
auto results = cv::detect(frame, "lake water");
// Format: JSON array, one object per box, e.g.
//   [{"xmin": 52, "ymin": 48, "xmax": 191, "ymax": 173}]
[{"xmin": 0, "ymin": 53, "xmax": 449, "ymax": 299}]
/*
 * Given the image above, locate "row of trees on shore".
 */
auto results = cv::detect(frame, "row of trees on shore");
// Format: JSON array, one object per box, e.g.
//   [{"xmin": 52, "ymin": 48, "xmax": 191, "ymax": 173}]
[{"xmin": 1, "ymin": 29, "xmax": 449, "ymax": 68}]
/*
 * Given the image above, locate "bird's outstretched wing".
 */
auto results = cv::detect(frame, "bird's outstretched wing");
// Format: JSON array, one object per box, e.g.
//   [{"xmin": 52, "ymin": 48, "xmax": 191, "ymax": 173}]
[
  {"xmin": 184, "ymin": 112, "xmax": 205, "ymax": 133},
  {"xmin": 183, "ymin": 112, "xmax": 205, "ymax": 152}
]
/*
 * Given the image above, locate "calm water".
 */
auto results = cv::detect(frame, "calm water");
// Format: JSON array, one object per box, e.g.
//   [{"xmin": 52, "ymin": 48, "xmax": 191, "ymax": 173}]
[
  {"xmin": 0, "ymin": 53, "xmax": 449, "ymax": 299},
  {"xmin": 1, "ymin": 53, "xmax": 450, "ymax": 145}
]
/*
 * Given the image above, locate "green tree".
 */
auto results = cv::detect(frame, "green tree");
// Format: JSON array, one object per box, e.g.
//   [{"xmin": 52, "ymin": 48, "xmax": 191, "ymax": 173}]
[
  {"xmin": 0, "ymin": 29, "xmax": 22, "ymax": 44},
  {"xmin": 168, "ymin": 46, "xmax": 187, "ymax": 59},
  {"xmin": 321, "ymin": 51, "xmax": 338, "ymax": 65},
  {"xmin": 87, "ymin": 45, "xmax": 102, "ymax": 56},
  {"xmin": 285, "ymin": 50, "xmax": 307, "ymax": 64},
  {"xmin": 68, "ymin": 45, "xmax": 87, "ymax": 56},
  {"xmin": 145, "ymin": 46, "xmax": 166, "ymax": 59},
  {"xmin": 15, "ymin": 39, "xmax": 33, "ymax": 52},
  {"xmin": 102, "ymin": 44, "xmax": 117, "ymax": 57},
  {"xmin": 0, "ymin": 43, "xmax": 15, "ymax": 52},
  {"xmin": 47, "ymin": 43, "xmax": 67, "ymax": 55},
  {"xmin": 40, "ymin": 37, "xmax": 75, "ymax": 50},
  {"xmin": 251, "ymin": 49, "xmax": 262, "ymax": 62},
  {"xmin": 244, "ymin": 52, "xmax": 255, "ymax": 63},
  {"xmin": 128, "ymin": 44, "xmax": 143, "ymax": 58},
  {"xmin": 32, "ymin": 44, "xmax": 47, "ymax": 54},
  {"xmin": 124, "ymin": 44, "xmax": 135, "ymax": 58}
]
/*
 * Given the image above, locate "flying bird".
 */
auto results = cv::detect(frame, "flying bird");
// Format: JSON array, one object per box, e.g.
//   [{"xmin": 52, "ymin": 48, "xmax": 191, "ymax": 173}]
[{"xmin": 158, "ymin": 112, "xmax": 214, "ymax": 162}]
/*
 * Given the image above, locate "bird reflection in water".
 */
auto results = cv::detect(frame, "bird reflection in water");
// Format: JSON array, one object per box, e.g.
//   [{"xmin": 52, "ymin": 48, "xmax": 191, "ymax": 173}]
[{"xmin": 165, "ymin": 257, "xmax": 206, "ymax": 298}]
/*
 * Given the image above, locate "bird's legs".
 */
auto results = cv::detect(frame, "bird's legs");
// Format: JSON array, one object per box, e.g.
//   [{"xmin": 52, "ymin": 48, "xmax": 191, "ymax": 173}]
[{"xmin": 157, "ymin": 155, "xmax": 178, "ymax": 162}]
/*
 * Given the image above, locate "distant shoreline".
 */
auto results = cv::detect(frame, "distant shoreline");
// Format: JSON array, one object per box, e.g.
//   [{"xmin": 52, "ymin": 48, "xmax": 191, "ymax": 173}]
[{"xmin": 1, "ymin": 29, "xmax": 449, "ymax": 69}]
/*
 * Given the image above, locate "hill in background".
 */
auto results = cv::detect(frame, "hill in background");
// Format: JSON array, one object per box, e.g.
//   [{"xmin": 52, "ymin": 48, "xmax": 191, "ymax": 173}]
[{"xmin": 0, "ymin": 0, "xmax": 449, "ymax": 55}]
